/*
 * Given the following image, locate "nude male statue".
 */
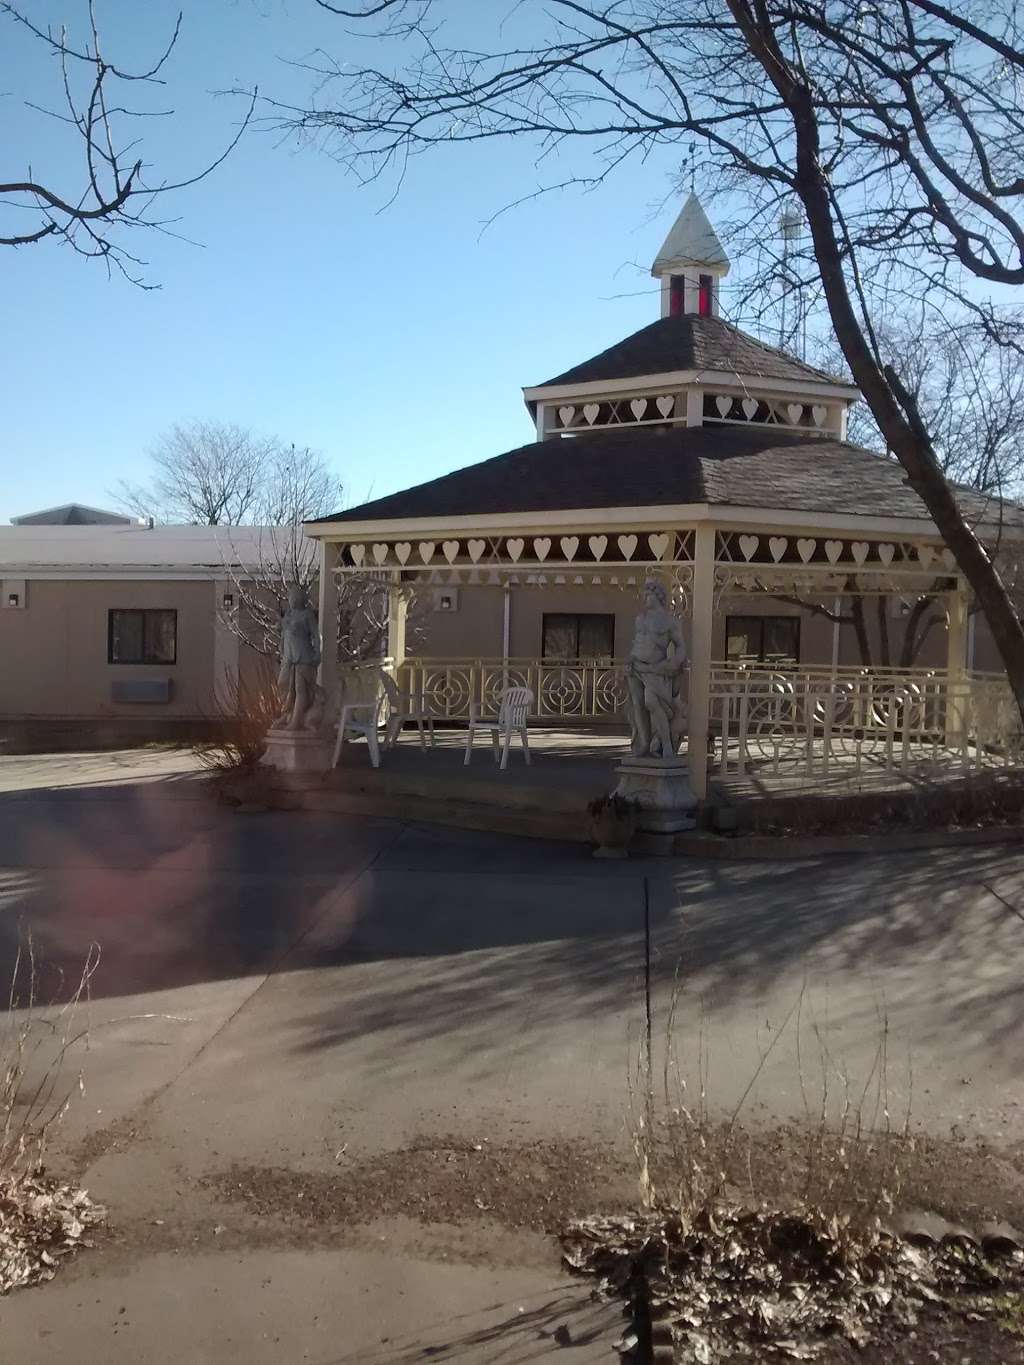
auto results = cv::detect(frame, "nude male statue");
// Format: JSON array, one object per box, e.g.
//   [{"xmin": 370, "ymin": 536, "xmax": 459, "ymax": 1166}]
[{"xmin": 625, "ymin": 579, "xmax": 688, "ymax": 759}]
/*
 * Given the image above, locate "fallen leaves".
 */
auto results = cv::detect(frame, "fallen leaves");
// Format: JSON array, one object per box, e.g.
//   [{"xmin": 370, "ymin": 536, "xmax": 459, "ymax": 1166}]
[
  {"xmin": 562, "ymin": 1204, "xmax": 1024, "ymax": 1360},
  {"xmin": 0, "ymin": 1170, "xmax": 104, "ymax": 1295}
]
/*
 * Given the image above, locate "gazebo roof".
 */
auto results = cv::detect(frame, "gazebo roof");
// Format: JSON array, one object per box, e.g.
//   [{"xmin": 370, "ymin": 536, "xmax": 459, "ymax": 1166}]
[
  {"xmin": 533, "ymin": 314, "xmax": 842, "ymax": 392},
  {"xmin": 317, "ymin": 426, "xmax": 1024, "ymax": 530}
]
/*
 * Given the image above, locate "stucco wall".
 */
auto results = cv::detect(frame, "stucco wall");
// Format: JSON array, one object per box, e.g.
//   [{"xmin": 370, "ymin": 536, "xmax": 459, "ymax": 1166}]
[
  {"xmin": 412, "ymin": 582, "xmax": 971, "ymax": 672},
  {"xmin": 0, "ymin": 578, "xmax": 218, "ymax": 719},
  {"xmin": 418, "ymin": 584, "xmax": 833, "ymax": 664}
]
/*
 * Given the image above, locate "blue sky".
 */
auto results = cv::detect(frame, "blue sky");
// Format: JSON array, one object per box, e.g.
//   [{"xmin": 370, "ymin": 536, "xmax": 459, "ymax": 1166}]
[{"xmin": 2, "ymin": 1, "xmax": 714, "ymax": 523}]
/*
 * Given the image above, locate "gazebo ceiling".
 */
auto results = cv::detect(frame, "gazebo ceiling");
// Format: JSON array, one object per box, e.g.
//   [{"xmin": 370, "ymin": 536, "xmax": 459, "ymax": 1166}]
[{"xmin": 314, "ymin": 425, "xmax": 1024, "ymax": 534}]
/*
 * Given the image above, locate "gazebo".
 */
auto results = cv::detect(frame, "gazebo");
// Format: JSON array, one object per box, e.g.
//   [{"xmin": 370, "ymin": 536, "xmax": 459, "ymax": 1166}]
[{"xmin": 304, "ymin": 195, "xmax": 1024, "ymax": 801}]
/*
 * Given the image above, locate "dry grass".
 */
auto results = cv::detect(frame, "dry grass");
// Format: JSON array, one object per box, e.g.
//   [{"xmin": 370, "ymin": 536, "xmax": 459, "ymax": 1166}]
[
  {"xmin": 630, "ymin": 978, "xmax": 911, "ymax": 1241},
  {"xmin": 597, "ymin": 977, "xmax": 1024, "ymax": 1359},
  {"xmin": 1, "ymin": 933, "xmax": 104, "ymax": 1294},
  {"xmin": 192, "ymin": 660, "xmax": 281, "ymax": 775}
]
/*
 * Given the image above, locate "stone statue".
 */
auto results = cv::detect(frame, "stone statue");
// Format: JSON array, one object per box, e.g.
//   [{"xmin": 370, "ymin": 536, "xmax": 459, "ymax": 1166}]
[
  {"xmin": 274, "ymin": 584, "xmax": 322, "ymax": 732},
  {"xmin": 625, "ymin": 579, "xmax": 688, "ymax": 759}
]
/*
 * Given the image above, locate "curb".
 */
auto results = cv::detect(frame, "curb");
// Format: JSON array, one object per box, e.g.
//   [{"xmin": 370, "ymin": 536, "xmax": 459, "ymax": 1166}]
[
  {"xmin": 263, "ymin": 776, "xmax": 1023, "ymax": 858},
  {"xmin": 674, "ymin": 823, "xmax": 1023, "ymax": 859}
]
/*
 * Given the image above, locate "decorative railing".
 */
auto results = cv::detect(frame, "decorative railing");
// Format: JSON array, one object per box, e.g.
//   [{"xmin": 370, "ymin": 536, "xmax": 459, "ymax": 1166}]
[
  {"xmin": 338, "ymin": 657, "xmax": 1023, "ymax": 777},
  {"xmin": 393, "ymin": 657, "xmax": 629, "ymax": 722},
  {"xmin": 710, "ymin": 664, "xmax": 1022, "ymax": 778}
]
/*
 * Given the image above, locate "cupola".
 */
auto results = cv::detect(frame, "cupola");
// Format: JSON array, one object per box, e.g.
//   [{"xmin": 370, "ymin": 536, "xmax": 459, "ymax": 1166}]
[{"xmin": 651, "ymin": 192, "xmax": 730, "ymax": 319}]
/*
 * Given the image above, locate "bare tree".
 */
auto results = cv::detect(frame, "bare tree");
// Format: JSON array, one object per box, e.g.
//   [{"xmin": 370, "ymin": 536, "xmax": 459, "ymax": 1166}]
[
  {"xmin": 222, "ymin": 534, "xmax": 404, "ymax": 667},
  {"xmin": 819, "ymin": 322, "xmax": 1024, "ymax": 496},
  {"xmin": 278, "ymin": 0, "xmax": 1024, "ymax": 718},
  {"xmin": 2, "ymin": 2, "xmax": 254, "ymax": 283},
  {"xmin": 116, "ymin": 421, "xmax": 268, "ymax": 525},
  {"xmin": 113, "ymin": 421, "xmax": 344, "ymax": 527},
  {"xmin": 115, "ymin": 419, "xmax": 390, "ymax": 668},
  {"xmin": 810, "ymin": 318, "xmax": 1024, "ymax": 666},
  {"xmin": 257, "ymin": 442, "xmax": 346, "ymax": 527}
]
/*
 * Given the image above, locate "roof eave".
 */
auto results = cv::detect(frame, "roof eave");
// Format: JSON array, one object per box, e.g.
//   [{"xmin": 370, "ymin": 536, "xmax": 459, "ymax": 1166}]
[
  {"xmin": 523, "ymin": 368, "xmax": 860, "ymax": 406},
  {"xmin": 304, "ymin": 502, "xmax": 972, "ymax": 543}
]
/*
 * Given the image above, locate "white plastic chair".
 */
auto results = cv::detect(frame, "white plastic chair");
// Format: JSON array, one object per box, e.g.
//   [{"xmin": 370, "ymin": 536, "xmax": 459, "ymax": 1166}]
[
  {"xmin": 332, "ymin": 674, "xmax": 385, "ymax": 769},
  {"xmin": 464, "ymin": 686, "xmax": 533, "ymax": 769},
  {"xmin": 379, "ymin": 670, "xmax": 435, "ymax": 751}
]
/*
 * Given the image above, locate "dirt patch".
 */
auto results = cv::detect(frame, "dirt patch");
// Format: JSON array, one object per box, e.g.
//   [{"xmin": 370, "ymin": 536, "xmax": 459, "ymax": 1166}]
[
  {"xmin": 204, "ymin": 1134, "xmax": 636, "ymax": 1236},
  {"xmin": 69, "ymin": 1114, "xmax": 145, "ymax": 1177}
]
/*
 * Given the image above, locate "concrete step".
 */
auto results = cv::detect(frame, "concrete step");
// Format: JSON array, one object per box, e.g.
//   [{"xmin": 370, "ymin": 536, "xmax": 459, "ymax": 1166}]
[
  {"xmin": 276, "ymin": 766, "xmax": 595, "ymax": 817},
  {"xmin": 297, "ymin": 782, "xmax": 586, "ymax": 842}
]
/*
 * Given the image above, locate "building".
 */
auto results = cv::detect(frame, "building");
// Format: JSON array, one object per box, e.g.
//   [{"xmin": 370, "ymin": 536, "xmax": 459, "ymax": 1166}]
[
  {"xmin": 304, "ymin": 194, "xmax": 1024, "ymax": 796},
  {"xmin": 10, "ymin": 503, "xmax": 139, "ymax": 527},
  {"xmin": 0, "ymin": 520, "xmax": 283, "ymax": 750}
]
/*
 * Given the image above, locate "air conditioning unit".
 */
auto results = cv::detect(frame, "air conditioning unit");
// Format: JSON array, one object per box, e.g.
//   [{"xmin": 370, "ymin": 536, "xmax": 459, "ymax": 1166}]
[{"xmin": 111, "ymin": 678, "xmax": 173, "ymax": 704}]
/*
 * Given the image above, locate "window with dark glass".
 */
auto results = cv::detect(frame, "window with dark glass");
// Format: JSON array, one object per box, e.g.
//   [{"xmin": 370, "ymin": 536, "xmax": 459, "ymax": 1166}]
[
  {"xmin": 108, "ymin": 609, "xmax": 177, "ymax": 664},
  {"xmin": 698, "ymin": 273, "xmax": 713, "ymax": 316},
  {"xmin": 669, "ymin": 275, "xmax": 685, "ymax": 316},
  {"xmin": 725, "ymin": 615, "xmax": 799, "ymax": 664},
  {"xmin": 542, "ymin": 613, "xmax": 615, "ymax": 663}
]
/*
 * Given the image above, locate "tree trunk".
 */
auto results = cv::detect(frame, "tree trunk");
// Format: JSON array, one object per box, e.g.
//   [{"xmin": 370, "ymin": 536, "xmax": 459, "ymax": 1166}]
[
  {"xmin": 876, "ymin": 598, "xmax": 891, "ymax": 668},
  {"xmin": 850, "ymin": 596, "xmax": 872, "ymax": 667},
  {"xmin": 729, "ymin": 0, "xmax": 1024, "ymax": 725},
  {"xmin": 899, "ymin": 597, "xmax": 939, "ymax": 668}
]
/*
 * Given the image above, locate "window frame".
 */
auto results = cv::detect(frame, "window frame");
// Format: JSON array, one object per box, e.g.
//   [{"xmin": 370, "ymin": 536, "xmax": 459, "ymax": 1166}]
[
  {"xmin": 107, "ymin": 608, "xmax": 178, "ymax": 666},
  {"xmin": 541, "ymin": 612, "xmax": 616, "ymax": 663},
  {"xmin": 724, "ymin": 614, "xmax": 800, "ymax": 665}
]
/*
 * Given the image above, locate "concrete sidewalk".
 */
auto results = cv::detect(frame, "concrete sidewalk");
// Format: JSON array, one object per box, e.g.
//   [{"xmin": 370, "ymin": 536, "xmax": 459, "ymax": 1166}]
[
  {"xmin": 8, "ymin": 1247, "xmax": 622, "ymax": 1364},
  {"xmin": 1, "ymin": 750, "xmax": 1023, "ymax": 1362}
]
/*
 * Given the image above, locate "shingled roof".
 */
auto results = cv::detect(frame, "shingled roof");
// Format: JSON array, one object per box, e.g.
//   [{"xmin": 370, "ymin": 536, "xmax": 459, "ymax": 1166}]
[
  {"xmin": 532, "ymin": 315, "xmax": 844, "ymax": 391},
  {"xmin": 319, "ymin": 426, "xmax": 1024, "ymax": 530}
]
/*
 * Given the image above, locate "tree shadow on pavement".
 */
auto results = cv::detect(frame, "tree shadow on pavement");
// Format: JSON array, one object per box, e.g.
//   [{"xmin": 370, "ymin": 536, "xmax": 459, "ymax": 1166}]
[
  {"xmin": 654, "ymin": 844, "xmax": 1024, "ymax": 1059},
  {"xmin": 319, "ymin": 1287, "xmax": 621, "ymax": 1363},
  {"xmin": 278, "ymin": 841, "xmax": 1024, "ymax": 1096}
]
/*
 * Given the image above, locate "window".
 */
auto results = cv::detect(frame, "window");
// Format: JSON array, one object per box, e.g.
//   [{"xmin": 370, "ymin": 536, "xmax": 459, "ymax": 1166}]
[
  {"xmin": 542, "ymin": 613, "xmax": 615, "ymax": 663},
  {"xmin": 698, "ymin": 273, "xmax": 713, "ymax": 316},
  {"xmin": 108, "ymin": 609, "xmax": 177, "ymax": 665},
  {"xmin": 725, "ymin": 615, "xmax": 799, "ymax": 665},
  {"xmin": 669, "ymin": 275, "xmax": 685, "ymax": 316}
]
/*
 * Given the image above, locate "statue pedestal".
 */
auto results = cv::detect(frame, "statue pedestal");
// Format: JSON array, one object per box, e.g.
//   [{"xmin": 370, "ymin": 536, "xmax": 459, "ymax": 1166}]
[
  {"xmin": 614, "ymin": 755, "xmax": 697, "ymax": 835},
  {"xmin": 261, "ymin": 729, "xmax": 332, "ymax": 773}
]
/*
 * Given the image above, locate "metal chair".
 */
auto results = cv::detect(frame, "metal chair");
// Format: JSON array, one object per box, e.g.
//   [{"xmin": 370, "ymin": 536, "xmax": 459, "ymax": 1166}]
[
  {"xmin": 464, "ymin": 686, "xmax": 533, "ymax": 769},
  {"xmin": 332, "ymin": 671, "xmax": 385, "ymax": 769},
  {"xmin": 379, "ymin": 669, "xmax": 435, "ymax": 750}
]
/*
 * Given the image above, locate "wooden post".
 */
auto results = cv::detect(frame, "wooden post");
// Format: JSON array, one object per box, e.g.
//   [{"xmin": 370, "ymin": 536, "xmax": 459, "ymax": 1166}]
[
  {"xmin": 317, "ymin": 541, "xmax": 340, "ymax": 715},
  {"xmin": 388, "ymin": 570, "xmax": 408, "ymax": 670},
  {"xmin": 687, "ymin": 523, "xmax": 715, "ymax": 799},
  {"xmin": 945, "ymin": 582, "xmax": 969, "ymax": 745}
]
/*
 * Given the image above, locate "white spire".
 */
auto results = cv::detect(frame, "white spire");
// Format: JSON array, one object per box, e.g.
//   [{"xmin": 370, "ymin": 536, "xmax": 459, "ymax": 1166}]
[{"xmin": 651, "ymin": 192, "xmax": 730, "ymax": 278}]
